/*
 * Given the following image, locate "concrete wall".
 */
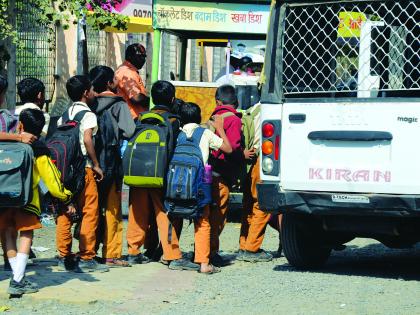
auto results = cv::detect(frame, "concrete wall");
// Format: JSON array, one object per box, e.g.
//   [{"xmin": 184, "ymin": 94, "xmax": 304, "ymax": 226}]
[{"xmin": 51, "ymin": 27, "xmax": 128, "ymax": 116}]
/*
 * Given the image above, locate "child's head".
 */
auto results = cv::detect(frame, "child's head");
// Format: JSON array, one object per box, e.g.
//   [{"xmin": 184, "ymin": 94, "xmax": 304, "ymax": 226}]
[
  {"xmin": 89, "ymin": 66, "xmax": 116, "ymax": 94},
  {"xmin": 179, "ymin": 102, "xmax": 202, "ymax": 126},
  {"xmin": 66, "ymin": 75, "xmax": 95, "ymax": 105},
  {"xmin": 19, "ymin": 108, "xmax": 45, "ymax": 137},
  {"xmin": 172, "ymin": 98, "xmax": 185, "ymax": 115},
  {"xmin": 0, "ymin": 75, "xmax": 7, "ymax": 107},
  {"xmin": 215, "ymin": 84, "xmax": 238, "ymax": 109},
  {"xmin": 151, "ymin": 80, "xmax": 175, "ymax": 109},
  {"xmin": 17, "ymin": 78, "xmax": 45, "ymax": 108}
]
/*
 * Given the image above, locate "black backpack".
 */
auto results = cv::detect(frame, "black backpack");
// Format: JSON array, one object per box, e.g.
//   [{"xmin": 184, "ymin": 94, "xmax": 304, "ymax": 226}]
[
  {"xmin": 94, "ymin": 106, "xmax": 121, "ymax": 192},
  {"xmin": 46, "ymin": 110, "xmax": 88, "ymax": 198},
  {"xmin": 0, "ymin": 142, "xmax": 34, "ymax": 208}
]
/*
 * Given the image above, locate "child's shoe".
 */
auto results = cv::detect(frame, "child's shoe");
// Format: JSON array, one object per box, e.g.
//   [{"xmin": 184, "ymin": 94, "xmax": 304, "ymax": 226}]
[
  {"xmin": 242, "ymin": 249, "xmax": 273, "ymax": 263},
  {"xmin": 74, "ymin": 259, "xmax": 110, "ymax": 273},
  {"xmin": 57, "ymin": 256, "xmax": 76, "ymax": 271},
  {"xmin": 7, "ymin": 277, "xmax": 39, "ymax": 295},
  {"xmin": 168, "ymin": 258, "xmax": 200, "ymax": 271}
]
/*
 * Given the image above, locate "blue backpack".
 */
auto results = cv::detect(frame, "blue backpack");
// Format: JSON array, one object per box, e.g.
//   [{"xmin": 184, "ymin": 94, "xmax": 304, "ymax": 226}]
[{"xmin": 164, "ymin": 127, "xmax": 212, "ymax": 219}]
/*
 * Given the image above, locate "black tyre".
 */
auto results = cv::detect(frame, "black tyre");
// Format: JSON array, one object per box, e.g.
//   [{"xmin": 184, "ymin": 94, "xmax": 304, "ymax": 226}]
[{"xmin": 281, "ymin": 213, "xmax": 331, "ymax": 269}]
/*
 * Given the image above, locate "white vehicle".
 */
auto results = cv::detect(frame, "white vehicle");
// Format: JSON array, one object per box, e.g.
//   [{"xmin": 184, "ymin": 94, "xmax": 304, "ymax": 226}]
[{"xmin": 258, "ymin": 0, "xmax": 420, "ymax": 268}]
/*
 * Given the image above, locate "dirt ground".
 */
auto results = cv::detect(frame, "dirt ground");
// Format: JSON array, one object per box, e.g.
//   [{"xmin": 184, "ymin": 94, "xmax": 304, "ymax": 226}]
[{"xmin": 0, "ymin": 218, "xmax": 419, "ymax": 315}]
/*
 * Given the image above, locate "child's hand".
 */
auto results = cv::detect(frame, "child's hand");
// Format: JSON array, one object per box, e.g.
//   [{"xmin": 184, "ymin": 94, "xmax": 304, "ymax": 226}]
[
  {"xmin": 66, "ymin": 204, "xmax": 76, "ymax": 216},
  {"xmin": 210, "ymin": 115, "xmax": 224, "ymax": 132},
  {"xmin": 20, "ymin": 132, "xmax": 37, "ymax": 144},
  {"xmin": 93, "ymin": 165, "xmax": 104, "ymax": 182},
  {"xmin": 244, "ymin": 148, "xmax": 256, "ymax": 160}
]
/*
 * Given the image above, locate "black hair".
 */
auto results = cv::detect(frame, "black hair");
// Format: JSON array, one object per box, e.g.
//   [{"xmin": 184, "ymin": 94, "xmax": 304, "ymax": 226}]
[
  {"xmin": 89, "ymin": 66, "xmax": 114, "ymax": 94},
  {"xmin": 151, "ymin": 80, "xmax": 175, "ymax": 108},
  {"xmin": 19, "ymin": 108, "xmax": 45, "ymax": 137},
  {"xmin": 0, "ymin": 75, "xmax": 7, "ymax": 95},
  {"xmin": 172, "ymin": 98, "xmax": 185, "ymax": 115},
  {"xmin": 125, "ymin": 43, "xmax": 146, "ymax": 60},
  {"xmin": 179, "ymin": 102, "xmax": 202, "ymax": 125},
  {"xmin": 17, "ymin": 78, "xmax": 45, "ymax": 104},
  {"xmin": 66, "ymin": 75, "xmax": 92, "ymax": 102},
  {"xmin": 215, "ymin": 84, "xmax": 238, "ymax": 108}
]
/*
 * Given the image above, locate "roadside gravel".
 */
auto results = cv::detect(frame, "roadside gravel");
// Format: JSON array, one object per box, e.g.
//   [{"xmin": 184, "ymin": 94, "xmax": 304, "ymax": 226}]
[{"xmin": 0, "ymin": 221, "xmax": 419, "ymax": 315}]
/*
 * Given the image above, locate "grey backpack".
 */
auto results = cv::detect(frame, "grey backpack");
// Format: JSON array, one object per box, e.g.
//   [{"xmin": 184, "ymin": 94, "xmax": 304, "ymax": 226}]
[{"xmin": 0, "ymin": 143, "xmax": 34, "ymax": 208}]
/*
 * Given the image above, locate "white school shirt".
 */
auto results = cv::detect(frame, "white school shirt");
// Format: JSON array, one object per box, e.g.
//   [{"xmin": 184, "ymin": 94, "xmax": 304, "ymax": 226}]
[
  {"xmin": 57, "ymin": 102, "xmax": 97, "ymax": 168},
  {"xmin": 181, "ymin": 123, "xmax": 223, "ymax": 164},
  {"xmin": 15, "ymin": 103, "xmax": 50, "ymax": 137}
]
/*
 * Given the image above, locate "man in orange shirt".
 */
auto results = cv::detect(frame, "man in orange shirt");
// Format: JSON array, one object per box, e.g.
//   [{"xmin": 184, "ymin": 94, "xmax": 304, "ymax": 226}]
[{"xmin": 115, "ymin": 43, "xmax": 150, "ymax": 119}]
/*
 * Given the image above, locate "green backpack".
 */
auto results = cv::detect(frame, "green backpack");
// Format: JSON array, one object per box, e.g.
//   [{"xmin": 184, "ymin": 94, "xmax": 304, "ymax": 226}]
[
  {"xmin": 122, "ymin": 112, "xmax": 175, "ymax": 188},
  {"xmin": 242, "ymin": 103, "xmax": 261, "ymax": 152}
]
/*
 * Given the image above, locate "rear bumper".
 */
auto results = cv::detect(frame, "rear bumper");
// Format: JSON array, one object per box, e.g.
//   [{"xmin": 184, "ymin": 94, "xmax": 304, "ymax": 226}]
[{"xmin": 257, "ymin": 182, "xmax": 420, "ymax": 217}]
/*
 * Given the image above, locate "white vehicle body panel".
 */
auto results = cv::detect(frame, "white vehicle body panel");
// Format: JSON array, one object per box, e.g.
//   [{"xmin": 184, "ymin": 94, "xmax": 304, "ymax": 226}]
[{"xmin": 280, "ymin": 101, "xmax": 420, "ymax": 194}]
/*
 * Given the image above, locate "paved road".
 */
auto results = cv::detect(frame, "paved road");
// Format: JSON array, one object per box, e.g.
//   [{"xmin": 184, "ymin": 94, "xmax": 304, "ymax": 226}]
[{"xmin": 0, "ymin": 222, "xmax": 419, "ymax": 314}]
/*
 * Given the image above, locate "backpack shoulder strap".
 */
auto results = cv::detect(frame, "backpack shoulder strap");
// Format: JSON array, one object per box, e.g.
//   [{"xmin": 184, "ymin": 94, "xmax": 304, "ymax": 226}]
[
  {"xmin": 191, "ymin": 126, "xmax": 205, "ymax": 143},
  {"xmin": 219, "ymin": 112, "xmax": 235, "ymax": 120},
  {"xmin": 73, "ymin": 110, "xmax": 90, "ymax": 123},
  {"xmin": 61, "ymin": 109, "xmax": 70, "ymax": 123}
]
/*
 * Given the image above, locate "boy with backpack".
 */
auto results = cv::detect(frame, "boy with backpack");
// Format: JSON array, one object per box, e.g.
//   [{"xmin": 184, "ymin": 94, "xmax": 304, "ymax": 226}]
[
  {"xmin": 124, "ymin": 80, "xmax": 197, "ymax": 270},
  {"xmin": 237, "ymin": 102, "xmax": 274, "ymax": 262},
  {"xmin": 209, "ymin": 84, "xmax": 254, "ymax": 267},
  {"xmin": 0, "ymin": 75, "xmax": 35, "ymax": 143},
  {"xmin": 170, "ymin": 102, "xmax": 232, "ymax": 273},
  {"xmin": 89, "ymin": 65, "xmax": 135, "ymax": 267},
  {"xmin": 0, "ymin": 109, "xmax": 74, "ymax": 295},
  {"xmin": 55, "ymin": 75, "xmax": 107, "ymax": 273},
  {"xmin": 15, "ymin": 78, "xmax": 50, "ymax": 137}
]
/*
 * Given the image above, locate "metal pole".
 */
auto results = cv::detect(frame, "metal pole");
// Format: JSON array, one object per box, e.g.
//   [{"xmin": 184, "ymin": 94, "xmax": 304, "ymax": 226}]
[
  {"xmin": 150, "ymin": 29, "xmax": 161, "ymax": 108},
  {"xmin": 200, "ymin": 41, "xmax": 204, "ymax": 82},
  {"xmin": 179, "ymin": 37, "xmax": 187, "ymax": 81},
  {"xmin": 151, "ymin": 29, "xmax": 161, "ymax": 84}
]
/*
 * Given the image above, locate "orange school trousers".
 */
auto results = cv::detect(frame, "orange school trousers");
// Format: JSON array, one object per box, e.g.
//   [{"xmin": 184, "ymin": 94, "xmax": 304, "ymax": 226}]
[
  {"xmin": 126, "ymin": 187, "xmax": 182, "ymax": 261},
  {"xmin": 209, "ymin": 176, "xmax": 231, "ymax": 256},
  {"xmin": 56, "ymin": 168, "xmax": 99, "ymax": 259},
  {"xmin": 102, "ymin": 182, "xmax": 123, "ymax": 259},
  {"xmin": 240, "ymin": 158, "xmax": 271, "ymax": 252},
  {"xmin": 194, "ymin": 205, "xmax": 211, "ymax": 264}
]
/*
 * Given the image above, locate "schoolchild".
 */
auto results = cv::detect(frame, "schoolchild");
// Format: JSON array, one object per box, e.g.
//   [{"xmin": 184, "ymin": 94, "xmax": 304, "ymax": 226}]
[
  {"xmin": 237, "ymin": 102, "xmax": 273, "ymax": 262},
  {"xmin": 89, "ymin": 65, "xmax": 135, "ymax": 267},
  {"xmin": 178, "ymin": 102, "xmax": 232, "ymax": 273},
  {"xmin": 56, "ymin": 75, "xmax": 108, "ymax": 273},
  {"xmin": 0, "ymin": 109, "xmax": 74, "ymax": 295},
  {"xmin": 126, "ymin": 80, "xmax": 197, "ymax": 270},
  {"xmin": 0, "ymin": 75, "xmax": 35, "ymax": 143},
  {"xmin": 209, "ymin": 84, "xmax": 249, "ymax": 267},
  {"xmin": 15, "ymin": 78, "xmax": 50, "ymax": 136},
  {"xmin": 0, "ymin": 75, "xmax": 35, "ymax": 272}
]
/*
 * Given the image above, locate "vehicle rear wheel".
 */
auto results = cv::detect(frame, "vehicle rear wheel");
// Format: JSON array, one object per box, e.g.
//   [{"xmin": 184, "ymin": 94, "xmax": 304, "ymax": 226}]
[{"xmin": 282, "ymin": 213, "xmax": 331, "ymax": 269}]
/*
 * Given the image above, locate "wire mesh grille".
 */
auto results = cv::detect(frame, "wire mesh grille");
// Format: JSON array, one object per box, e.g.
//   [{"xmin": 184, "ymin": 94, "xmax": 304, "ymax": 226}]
[
  {"xmin": 15, "ymin": 0, "xmax": 56, "ymax": 103},
  {"xmin": 282, "ymin": 1, "xmax": 420, "ymax": 97},
  {"xmin": 87, "ymin": 26, "xmax": 107, "ymax": 69}
]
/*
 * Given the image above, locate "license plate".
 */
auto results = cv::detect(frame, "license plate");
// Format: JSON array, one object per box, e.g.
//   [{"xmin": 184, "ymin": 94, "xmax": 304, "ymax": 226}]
[{"xmin": 332, "ymin": 194, "xmax": 370, "ymax": 204}]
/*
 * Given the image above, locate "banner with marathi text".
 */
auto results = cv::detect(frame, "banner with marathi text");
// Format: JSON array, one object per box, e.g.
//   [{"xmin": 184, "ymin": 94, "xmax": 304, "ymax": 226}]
[{"xmin": 154, "ymin": 0, "xmax": 270, "ymax": 34}]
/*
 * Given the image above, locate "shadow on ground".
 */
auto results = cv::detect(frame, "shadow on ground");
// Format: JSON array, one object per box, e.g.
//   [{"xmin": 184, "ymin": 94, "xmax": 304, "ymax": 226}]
[
  {"xmin": 0, "ymin": 259, "xmax": 98, "ymax": 290},
  {"xmin": 273, "ymin": 243, "xmax": 420, "ymax": 281}
]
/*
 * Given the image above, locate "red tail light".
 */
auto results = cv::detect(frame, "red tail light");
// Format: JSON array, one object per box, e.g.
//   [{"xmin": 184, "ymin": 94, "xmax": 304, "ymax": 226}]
[
  {"xmin": 275, "ymin": 136, "xmax": 280, "ymax": 160},
  {"xmin": 262, "ymin": 123, "xmax": 274, "ymax": 138},
  {"xmin": 261, "ymin": 120, "xmax": 281, "ymax": 176}
]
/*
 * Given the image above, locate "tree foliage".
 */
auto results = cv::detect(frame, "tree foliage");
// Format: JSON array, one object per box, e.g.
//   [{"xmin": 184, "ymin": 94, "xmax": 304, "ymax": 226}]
[{"xmin": 0, "ymin": 0, "xmax": 129, "ymax": 45}]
